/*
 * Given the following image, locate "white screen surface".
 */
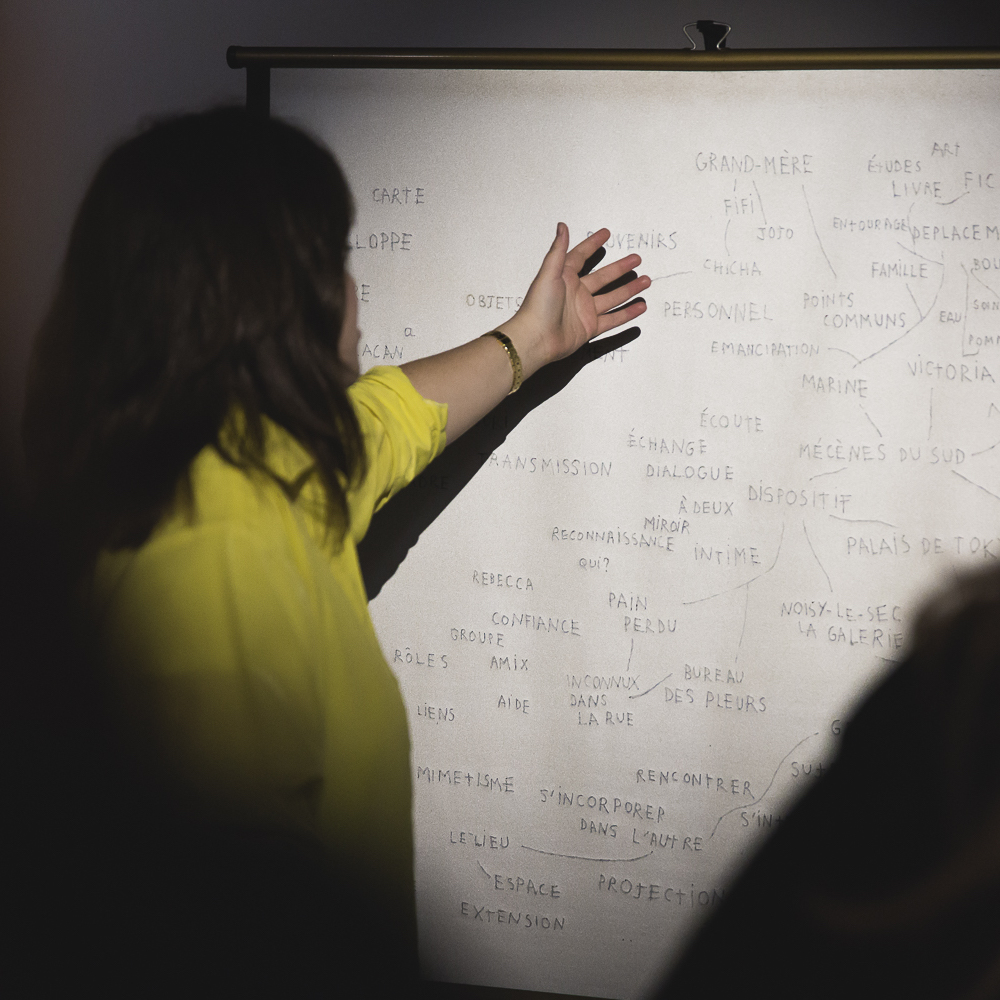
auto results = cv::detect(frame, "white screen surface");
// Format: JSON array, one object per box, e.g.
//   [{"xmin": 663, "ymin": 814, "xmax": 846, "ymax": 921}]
[{"xmin": 273, "ymin": 68, "xmax": 1000, "ymax": 998}]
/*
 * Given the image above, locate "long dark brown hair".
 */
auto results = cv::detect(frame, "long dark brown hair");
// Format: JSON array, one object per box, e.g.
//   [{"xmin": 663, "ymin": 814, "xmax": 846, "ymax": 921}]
[{"xmin": 23, "ymin": 107, "xmax": 364, "ymax": 572}]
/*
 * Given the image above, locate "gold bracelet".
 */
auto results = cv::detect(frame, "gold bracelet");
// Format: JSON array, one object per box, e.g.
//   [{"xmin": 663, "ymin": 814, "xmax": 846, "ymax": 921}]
[{"xmin": 485, "ymin": 330, "xmax": 523, "ymax": 394}]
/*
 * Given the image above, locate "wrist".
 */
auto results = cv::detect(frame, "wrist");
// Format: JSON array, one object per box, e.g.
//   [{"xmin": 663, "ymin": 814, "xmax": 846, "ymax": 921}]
[
  {"xmin": 494, "ymin": 314, "xmax": 549, "ymax": 382},
  {"xmin": 483, "ymin": 331, "xmax": 524, "ymax": 394}
]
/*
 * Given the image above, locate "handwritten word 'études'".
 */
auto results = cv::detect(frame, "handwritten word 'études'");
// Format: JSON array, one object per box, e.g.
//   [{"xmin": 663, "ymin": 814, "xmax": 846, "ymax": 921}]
[{"xmin": 867, "ymin": 155, "xmax": 921, "ymax": 174}]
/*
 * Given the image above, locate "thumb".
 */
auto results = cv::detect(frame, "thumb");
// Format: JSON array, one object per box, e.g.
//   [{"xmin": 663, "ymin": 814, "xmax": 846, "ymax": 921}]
[{"xmin": 538, "ymin": 222, "xmax": 569, "ymax": 280}]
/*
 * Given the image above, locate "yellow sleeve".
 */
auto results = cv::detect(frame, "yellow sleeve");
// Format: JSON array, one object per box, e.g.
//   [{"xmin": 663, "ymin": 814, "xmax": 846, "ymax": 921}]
[{"xmin": 346, "ymin": 365, "xmax": 448, "ymax": 543}]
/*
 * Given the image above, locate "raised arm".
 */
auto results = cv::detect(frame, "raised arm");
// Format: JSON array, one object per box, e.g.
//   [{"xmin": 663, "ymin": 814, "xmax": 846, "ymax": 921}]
[{"xmin": 400, "ymin": 224, "xmax": 650, "ymax": 441}]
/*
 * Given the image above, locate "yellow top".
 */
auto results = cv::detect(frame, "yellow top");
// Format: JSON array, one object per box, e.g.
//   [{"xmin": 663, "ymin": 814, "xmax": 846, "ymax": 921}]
[{"xmin": 91, "ymin": 365, "xmax": 447, "ymax": 918}]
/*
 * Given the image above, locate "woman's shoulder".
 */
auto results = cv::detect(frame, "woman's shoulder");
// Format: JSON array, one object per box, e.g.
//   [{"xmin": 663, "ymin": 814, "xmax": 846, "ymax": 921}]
[{"xmin": 345, "ymin": 367, "xmax": 448, "ymax": 542}]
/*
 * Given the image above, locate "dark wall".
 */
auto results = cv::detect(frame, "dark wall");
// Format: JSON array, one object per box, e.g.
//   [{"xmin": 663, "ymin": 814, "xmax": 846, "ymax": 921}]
[{"xmin": 2, "ymin": 0, "xmax": 999, "ymax": 489}]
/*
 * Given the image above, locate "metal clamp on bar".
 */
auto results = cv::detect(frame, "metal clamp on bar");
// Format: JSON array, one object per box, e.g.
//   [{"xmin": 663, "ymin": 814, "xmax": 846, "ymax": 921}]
[{"xmin": 683, "ymin": 21, "xmax": 733, "ymax": 51}]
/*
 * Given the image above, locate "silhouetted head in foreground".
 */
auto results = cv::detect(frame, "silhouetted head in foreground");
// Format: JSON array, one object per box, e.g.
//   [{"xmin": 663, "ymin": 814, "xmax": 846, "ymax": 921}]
[
  {"xmin": 24, "ymin": 107, "xmax": 364, "ymax": 575},
  {"xmin": 657, "ymin": 564, "xmax": 1000, "ymax": 999}
]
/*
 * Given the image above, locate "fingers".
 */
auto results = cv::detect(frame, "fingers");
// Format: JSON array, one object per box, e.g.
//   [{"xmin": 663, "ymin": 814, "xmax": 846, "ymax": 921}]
[
  {"xmin": 581, "ymin": 253, "xmax": 643, "ymax": 294},
  {"xmin": 594, "ymin": 273, "xmax": 651, "ymax": 315},
  {"xmin": 564, "ymin": 228, "xmax": 610, "ymax": 274},
  {"xmin": 577, "ymin": 245, "xmax": 607, "ymax": 279},
  {"xmin": 596, "ymin": 296, "xmax": 647, "ymax": 336}
]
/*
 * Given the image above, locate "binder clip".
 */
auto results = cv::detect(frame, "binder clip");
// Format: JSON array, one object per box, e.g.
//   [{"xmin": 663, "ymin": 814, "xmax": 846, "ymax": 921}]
[{"xmin": 683, "ymin": 20, "xmax": 732, "ymax": 50}]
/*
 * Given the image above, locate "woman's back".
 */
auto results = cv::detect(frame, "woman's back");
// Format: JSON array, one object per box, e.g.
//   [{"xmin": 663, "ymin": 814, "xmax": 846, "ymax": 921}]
[{"xmin": 92, "ymin": 367, "xmax": 446, "ymax": 932}]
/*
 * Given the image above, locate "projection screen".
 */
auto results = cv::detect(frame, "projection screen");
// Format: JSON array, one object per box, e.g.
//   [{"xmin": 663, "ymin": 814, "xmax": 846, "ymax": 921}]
[{"xmin": 264, "ymin": 60, "xmax": 1000, "ymax": 998}]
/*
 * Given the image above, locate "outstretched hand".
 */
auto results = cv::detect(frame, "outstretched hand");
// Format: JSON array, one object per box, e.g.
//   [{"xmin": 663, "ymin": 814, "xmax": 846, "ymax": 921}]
[
  {"xmin": 400, "ymin": 224, "xmax": 650, "ymax": 442},
  {"xmin": 497, "ymin": 224, "xmax": 650, "ymax": 380}
]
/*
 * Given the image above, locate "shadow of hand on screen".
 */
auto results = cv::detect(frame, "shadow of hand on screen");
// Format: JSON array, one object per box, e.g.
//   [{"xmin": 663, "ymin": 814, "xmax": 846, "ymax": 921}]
[{"xmin": 359, "ymin": 325, "xmax": 641, "ymax": 600}]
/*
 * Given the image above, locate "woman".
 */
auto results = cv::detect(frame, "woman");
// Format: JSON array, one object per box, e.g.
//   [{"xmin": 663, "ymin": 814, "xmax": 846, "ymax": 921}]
[{"xmin": 22, "ymin": 108, "xmax": 648, "ymax": 967}]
